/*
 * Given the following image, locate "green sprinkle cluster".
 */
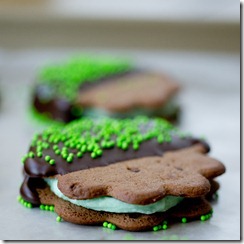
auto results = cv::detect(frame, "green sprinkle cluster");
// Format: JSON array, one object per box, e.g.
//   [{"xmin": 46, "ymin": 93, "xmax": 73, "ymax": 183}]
[
  {"xmin": 38, "ymin": 56, "xmax": 132, "ymax": 101},
  {"xmin": 39, "ymin": 204, "xmax": 55, "ymax": 212},
  {"xmin": 17, "ymin": 196, "xmax": 33, "ymax": 208},
  {"xmin": 153, "ymin": 220, "xmax": 168, "ymax": 231},
  {"xmin": 21, "ymin": 151, "xmax": 36, "ymax": 164},
  {"xmin": 200, "ymin": 210, "xmax": 213, "ymax": 221},
  {"xmin": 180, "ymin": 209, "xmax": 213, "ymax": 223},
  {"xmin": 22, "ymin": 116, "xmax": 180, "ymax": 164},
  {"xmin": 103, "ymin": 221, "xmax": 117, "ymax": 230}
]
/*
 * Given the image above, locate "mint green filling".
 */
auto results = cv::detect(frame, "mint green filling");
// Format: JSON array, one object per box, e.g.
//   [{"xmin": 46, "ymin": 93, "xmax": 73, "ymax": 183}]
[
  {"xmin": 45, "ymin": 178, "xmax": 183, "ymax": 214},
  {"xmin": 83, "ymin": 96, "xmax": 179, "ymax": 119}
]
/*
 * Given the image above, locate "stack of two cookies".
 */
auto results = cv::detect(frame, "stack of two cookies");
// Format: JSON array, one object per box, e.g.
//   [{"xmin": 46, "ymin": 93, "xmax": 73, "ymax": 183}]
[{"xmin": 19, "ymin": 57, "xmax": 225, "ymax": 231}]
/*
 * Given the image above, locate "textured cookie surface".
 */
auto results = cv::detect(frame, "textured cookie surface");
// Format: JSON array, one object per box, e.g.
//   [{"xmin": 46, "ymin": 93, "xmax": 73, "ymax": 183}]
[
  {"xmin": 37, "ymin": 187, "xmax": 212, "ymax": 231},
  {"xmin": 77, "ymin": 72, "xmax": 179, "ymax": 112},
  {"xmin": 58, "ymin": 144, "xmax": 225, "ymax": 204}
]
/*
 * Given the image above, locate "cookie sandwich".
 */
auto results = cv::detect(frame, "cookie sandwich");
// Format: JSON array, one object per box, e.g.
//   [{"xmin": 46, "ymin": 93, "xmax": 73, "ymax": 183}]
[
  {"xmin": 32, "ymin": 57, "xmax": 180, "ymax": 123},
  {"xmin": 19, "ymin": 117, "xmax": 225, "ymax": 231}
]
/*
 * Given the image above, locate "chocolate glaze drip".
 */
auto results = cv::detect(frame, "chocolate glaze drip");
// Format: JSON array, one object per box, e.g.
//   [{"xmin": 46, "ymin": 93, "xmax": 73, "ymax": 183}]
[
  {"xmin": 20, "ymin": 176, "xmax": 47, "ymax": 205},
  {"xmin": 33, "ymin": 92, "xmax": 75, "ymax": 123},
  {"xmin": 20, "ymin": 136, "xmax": 210, "ymax": 204}
]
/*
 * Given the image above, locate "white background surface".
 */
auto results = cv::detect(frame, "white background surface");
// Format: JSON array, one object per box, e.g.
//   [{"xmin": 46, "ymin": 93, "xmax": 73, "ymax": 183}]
[{"xmin": 0, "ymin": 49, "xmax": 240, "ymax": 240}]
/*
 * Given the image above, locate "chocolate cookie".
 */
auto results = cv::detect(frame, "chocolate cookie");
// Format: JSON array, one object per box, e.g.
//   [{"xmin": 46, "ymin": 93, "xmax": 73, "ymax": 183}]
[
  {"xmin": 32, "ymin": 57, "xmax": 180, "ymax": 123},
  {"xmin": 37, "ymin": 187, "xmax": 212, "ymax": 231},
  {"xmin": 19, "ymin": 116, "xmax": 225, "ymax": 231}
]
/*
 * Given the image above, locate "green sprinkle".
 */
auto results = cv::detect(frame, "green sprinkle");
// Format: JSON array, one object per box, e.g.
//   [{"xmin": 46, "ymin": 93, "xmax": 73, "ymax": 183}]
[
  {"xmin": 27, "ymin": 203, "xmax": 32, "ymax": 208},
  {"xmin": 43, "ymin": 142, "xmax": 50, "ymax": 149},
  {"xmin": 121, "ymin": 142, "xmax": 128, "ymax": 150},
  {"xmin": 91, "ymin": 152, "xmax": 97, "ymax": 158},
  {"xmin": 64, "ymin": 141, "xmax": 69, "ymax": 147},
  {"xmin": 107, "ymin": 223, "xmax": 112, "ymax": 229},
  {"xmin": 49, "ymin": 159, "xmax": 55, "ymax": 165},
  {"xmin": 49, "ymin": 205, "xmax": 55, "ymax": 211},
  {"xmin": 37, "ymin": 152, "xmax": 42, "ymax": 157},
  {"xmin": 68, "ymin": 153, "xmax": 74, "ymax": 158},
  {"xmin": 62, "ymin": 153, "xmax": 68, "ymax": 159},
  {"xmin": 67, "ymin": 156, "xmax": 73, "ymax": 163},
  {"xmin": 162, "ymin": 224, "xmax": 168, "ymax": 230},
  {"xmin": 36, "ymin": 146, "xmax": 43, "ymax": 152},
  {"xmin": 103, "ymin": 222, "xmax": 108, "ymax": 227},
  {"xmin": 200, "ymin": 215, "xmax": 206, "ymax": 221},
  {"xmin": 157, "ymin": 135, "xmax": 163, "ymax": 143},
  {"xmin": 77, "ymin": 151, "xmax": 83, "ymax": 158},
  {"xmin": 28, "ymin": 152, "xmax": 35, "ymax": 158},
  {"xmin": 181, "ymin": 217, "xmax": 187, "ymax": 223},
  {"xmin": 45, "ymin": 155, "xmax": 51, "ymax": 162},
  {"xmin": 21, "ymin": 156, "xmax": 28, "ymax": 164},
  {"xmin": 153, "ymin": 226, "xmax": 159, "ymax": 231},
  {"xmin": 133, "ymin": 143, "xmax": 139, "ymax": 150},
  {"xmin": 56, "ymin": 216, "xmax": 62, "ymax": 222},
  {"xmin": 53, "ymin": 145, "xmax": 58, "ymax": 150},
  {"xmin": 101, "ymin": 141, "xmax": 107, "ymax": 148},
  {"xmin": 76, "ymin": 144, "xmax": 81, "ymax": 150},
  {"xmin": 81, "ymin": 145, "xmax": 87, "ymax": 152},
  {"xmin": 107, "ymin": 141, "xmax": 115, "ymax": 148},
  {"xmin": 40, "ymin": 204, "xmax": 45, "ymax": 210},
  {"xmin": 87, "ymin": 144, "xmax": 94, "ymax": 152},
  {"xmin": 111, "ymin": 224, "xmax": 116, "ymax": 230},
  {"xmin": 96, "ymin": 149, "xmax": 102, "ymax": 156}
]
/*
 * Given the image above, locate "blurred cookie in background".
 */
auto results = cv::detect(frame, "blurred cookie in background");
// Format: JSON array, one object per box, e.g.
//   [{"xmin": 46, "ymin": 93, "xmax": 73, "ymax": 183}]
[{"xmin": 32, "ymin": 56, "xmax": 180, "ymax": 123}]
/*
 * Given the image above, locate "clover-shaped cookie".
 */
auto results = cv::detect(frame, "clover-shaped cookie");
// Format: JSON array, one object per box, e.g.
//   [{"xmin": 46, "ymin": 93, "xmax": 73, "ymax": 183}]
[
  {"xmin": 36, "ymin": 144, "xmax": 224, "ymax": 231},
  {"xmin": 58, "ymin": 144, "xmax": 225, "ymax": 205}
]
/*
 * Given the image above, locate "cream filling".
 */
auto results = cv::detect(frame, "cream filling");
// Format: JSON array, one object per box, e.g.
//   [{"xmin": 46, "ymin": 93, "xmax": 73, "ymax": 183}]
[
  {"xmin": 45, "ymin": 178, "xmax": 183, "ymax": 214},
  {"xmin": 82, "ymin": 95, "xmax": 179, "ymax": 119}
]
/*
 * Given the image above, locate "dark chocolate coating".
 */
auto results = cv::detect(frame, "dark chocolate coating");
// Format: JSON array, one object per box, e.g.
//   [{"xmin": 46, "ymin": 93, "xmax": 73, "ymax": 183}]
[
  {"xmin": 33, "ymin": 92, "xmax": 75, "ymax": 123},
  {"xmin": 20, "ymin": 136, "xmax": 210, "ymax": 204}
]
